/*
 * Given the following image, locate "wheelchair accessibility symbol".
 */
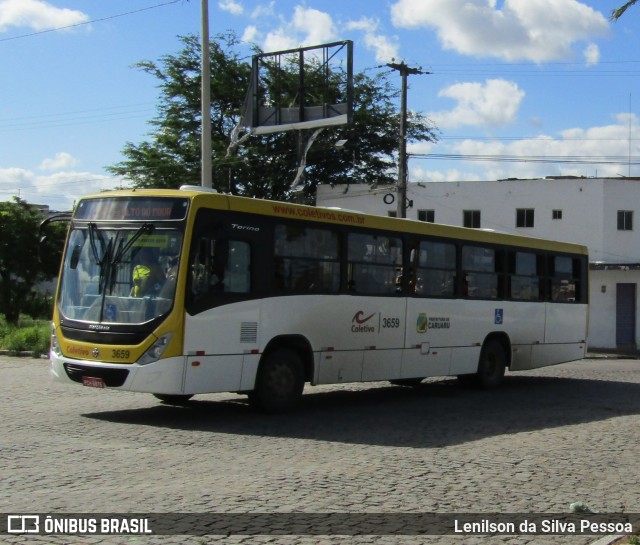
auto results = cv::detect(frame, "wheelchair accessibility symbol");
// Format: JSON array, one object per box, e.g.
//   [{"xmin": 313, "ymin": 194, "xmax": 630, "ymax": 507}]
[{"xmin": 495, "ymin": 308, "xmax": 503, "ymax": 325}]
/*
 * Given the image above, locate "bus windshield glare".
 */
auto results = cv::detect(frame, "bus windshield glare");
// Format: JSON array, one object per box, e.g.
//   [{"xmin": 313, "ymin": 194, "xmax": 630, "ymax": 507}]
[{"xmin": 58, "ymin": 225, "xmax": 183, "ymax": 325}]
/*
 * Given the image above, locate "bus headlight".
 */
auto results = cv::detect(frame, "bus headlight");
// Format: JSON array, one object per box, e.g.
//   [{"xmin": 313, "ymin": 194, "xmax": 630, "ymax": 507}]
[
  {"xmin": 138, "ymin": 333, "xmax": 172, "ymax": 366},
  {"xmin": 50, "ymin": 323, "xmax": 62, "ymax": 357}
]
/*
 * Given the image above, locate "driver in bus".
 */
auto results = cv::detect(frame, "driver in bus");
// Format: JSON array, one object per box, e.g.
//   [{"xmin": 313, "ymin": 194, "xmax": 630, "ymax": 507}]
[{"xmin": 131, "ymin": 247, "xmax": 165, "ymax": 297}]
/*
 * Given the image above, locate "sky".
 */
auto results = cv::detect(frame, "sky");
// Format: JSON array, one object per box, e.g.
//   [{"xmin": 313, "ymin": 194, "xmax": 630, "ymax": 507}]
[{"xmin": 1, "ymin": 0, "xmax": 640, "ymax": 211}]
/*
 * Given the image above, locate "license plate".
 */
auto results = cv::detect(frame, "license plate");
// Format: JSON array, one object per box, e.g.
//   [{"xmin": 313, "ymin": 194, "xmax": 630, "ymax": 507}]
[{"xmin": 82, "ymin": 376, "xmax": 105, "ymax": 388}]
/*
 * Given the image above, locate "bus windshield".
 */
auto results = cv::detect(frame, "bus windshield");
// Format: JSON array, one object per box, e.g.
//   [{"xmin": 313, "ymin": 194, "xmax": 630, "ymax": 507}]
[{"xmin": 58, "ymin": 225, "xmax": 183, "ymax": 325}]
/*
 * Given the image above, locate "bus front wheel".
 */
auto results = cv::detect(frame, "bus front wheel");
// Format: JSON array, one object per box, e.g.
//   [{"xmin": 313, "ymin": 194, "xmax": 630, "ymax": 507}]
[{"xmin": 248, "ymin": 348, "xmax": 304, "ymax": 413}]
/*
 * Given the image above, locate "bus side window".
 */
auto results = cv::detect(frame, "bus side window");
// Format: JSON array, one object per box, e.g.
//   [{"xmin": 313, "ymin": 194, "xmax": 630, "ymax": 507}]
[
  {"xmin": 461, "ymin": 245, "xmax": 503, "ymax": 299},
  {"xmin": 190, "ymin": 225, "xmax": 251, "ymax": 298},
  {"xmin": 273, "ymin": 224, "xmax": 340, "ymax": 293},
  {"xmin": 550, "ymin": 255, "xmax": 581, "ymax": 302},
  {"xmin": 347, "ymin": 233, "xmax": 402, "ymax": 294},
  {"xmin": 414, "ymin": 240, "xmax": 456, "ymax": 297},
  {"xmin": 508, "ymin": 251, "xmax": 541, "ymax": 301}
]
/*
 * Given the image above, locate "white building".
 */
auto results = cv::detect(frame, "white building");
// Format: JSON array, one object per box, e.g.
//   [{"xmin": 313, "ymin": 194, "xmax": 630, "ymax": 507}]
[{"xmin": 316, "ymin": 177, "xmax": 640, "ymax": 352}]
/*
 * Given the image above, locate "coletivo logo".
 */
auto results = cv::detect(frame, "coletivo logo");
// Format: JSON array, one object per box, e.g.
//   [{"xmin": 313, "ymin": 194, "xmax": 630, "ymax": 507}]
[
  {"xmin": 351, "ymin": 311, "xmax": 377, "ymax": 333},
  {"xmin": 66, "ymin": 345, "xmax": 90, "ymax": 357}
]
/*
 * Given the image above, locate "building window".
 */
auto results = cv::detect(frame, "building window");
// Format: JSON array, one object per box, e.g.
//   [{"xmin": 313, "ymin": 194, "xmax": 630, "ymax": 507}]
[
  {"xmin": 516, "ymin": 208, "xmax": 535, "ymax": 228},
  {"xmin": 618, "ymin": 210, "xmax": 633, "ymax": 231},
  {"xmin": 417, "ymin": 209, "xmax": 435, "ymax": 222},
  {"xmin": 387, "ymin": 211, "xmax": 397, "ymax": 218},
  {"xmin": 552, "ymin": 209, "xmax": 562, "ymax": 220},
  {"xmin": 463, "ymin": 210, "xmax": 481, "ymax": 228}
]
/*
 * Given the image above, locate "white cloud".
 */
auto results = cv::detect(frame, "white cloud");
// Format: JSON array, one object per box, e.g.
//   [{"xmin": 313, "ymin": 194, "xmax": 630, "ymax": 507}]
[
  {"xmin": 241, "ymin": 25, "xmax": 259, "ymax": 44},
  {"xmin": 414, "ymin": 113, "xmax": 640, "ymax": 182},
  {"xmin": 390, "ymin": 0, "xmax": 609, "ymax": 63},
  {"xmin": 39, "ymin": 152, "xmax": 78, "ymax": 171},
  {"xmin": 218, "ymin": 0, "xmax": 243, "ymax": 16},
  {"xmin": 583, "ymin": 43, "xmax": 600, "ymax": 65},
  {"xmin": 0, "ymin": 0, "xmax": 89, "ymax": 32},
  {"xmin": 429, "ymin": 79, "xmax": 525, "ymax": 129},
  {"xmin": 346, "ymin": 17, "xmax": 399, "ymax": 63},
  {"xmin": 251, "ymin": 2, "xmax": 275, "ymax": 19},
  {"xmin": 263, "ymin": 6, "xmax": 336, "ymax": 52},
  {"xmin": 0, "ymin": 166, "xmax": 125, "ymax": 211}
]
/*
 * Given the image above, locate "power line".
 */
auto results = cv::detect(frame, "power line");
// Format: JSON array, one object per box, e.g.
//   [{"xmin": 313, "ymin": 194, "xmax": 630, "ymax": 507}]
[
  {"xmin": 0, "ymin": 0, "xmax": 182, "ymax": 43},
  {"xmin": 411, "ymin": 152, "xmax": 640, "ymax": 166}
]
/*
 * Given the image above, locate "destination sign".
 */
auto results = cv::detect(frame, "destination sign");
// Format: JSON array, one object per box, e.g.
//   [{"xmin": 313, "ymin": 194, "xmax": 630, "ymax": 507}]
[{"xmin": 74, "ymin": 197, "xmax": 189, "ymax": 221}]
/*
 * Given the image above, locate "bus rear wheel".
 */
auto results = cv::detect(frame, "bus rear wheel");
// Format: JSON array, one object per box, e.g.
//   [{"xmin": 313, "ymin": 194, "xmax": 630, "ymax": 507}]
[
  {"xmin": 458, "ymin": 340, "xmax": 506, "ymax": 389},
  {"xmin": 476, "ymin": 340, "xmax": 506, "ymax": 388},
  {"xmin": 248, "ymin": 348, "xmax": 304, "ymax": 413}
]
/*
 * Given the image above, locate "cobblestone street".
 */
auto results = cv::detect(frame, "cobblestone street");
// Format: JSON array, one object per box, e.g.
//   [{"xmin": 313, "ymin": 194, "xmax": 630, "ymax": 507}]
[{"xmin": 1, "ymin": 355, "xmax": 639, "ymax": 545}]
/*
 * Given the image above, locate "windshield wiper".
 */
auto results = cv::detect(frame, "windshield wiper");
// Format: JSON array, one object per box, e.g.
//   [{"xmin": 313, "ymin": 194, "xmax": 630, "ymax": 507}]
[
  {"xmin": 108, "ymin": 223, "xmax": 155, "ymax": 294},
  {"xmin": 87, "ymin": 223, "xmax": 112, "ymax": 296},
  {"xmin": 85, "ymin": 223, "xmax": 156, "ymax": 321}
]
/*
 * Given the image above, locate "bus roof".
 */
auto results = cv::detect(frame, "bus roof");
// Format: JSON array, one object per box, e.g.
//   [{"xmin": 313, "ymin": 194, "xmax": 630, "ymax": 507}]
[{"xmin": 76, "ymin": 188, "xmax": 589, "ymax": 256}]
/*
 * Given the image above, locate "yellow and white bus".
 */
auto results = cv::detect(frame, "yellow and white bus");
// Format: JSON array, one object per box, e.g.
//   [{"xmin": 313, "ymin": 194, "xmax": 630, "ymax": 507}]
[{"xmin": 49, "ymin": 187, "xmax": 589, "ymax": 411}]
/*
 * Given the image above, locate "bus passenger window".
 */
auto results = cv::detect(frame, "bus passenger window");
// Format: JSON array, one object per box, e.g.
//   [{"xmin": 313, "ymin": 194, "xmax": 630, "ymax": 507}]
[
  {"xmin": 462, "ymin": 246, "xmax": 503, "ymax": 299},
  {"xmin": 347, "ymin": 233, "xmax": 403, "ymax": 294},
  {"xmin": 414, "ymin": 240, "xmax": 456, "ymax": 297},
  {"xmin": 550, "ymin": 255, "xmax": 581, "ymax": 302},
  {"xmin": 508, "ymin": 251, "xmax": 541, "ymax": 300},
  {"xmin": 274, "ymin": 224, "xmax": 340, "ymax": 293}
]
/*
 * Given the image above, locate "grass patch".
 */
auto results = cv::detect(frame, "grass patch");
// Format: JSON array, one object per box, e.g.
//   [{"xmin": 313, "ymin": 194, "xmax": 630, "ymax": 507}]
[{"xmin": 0, "ymin": 316, "xmax": 50, "ymax": 357}]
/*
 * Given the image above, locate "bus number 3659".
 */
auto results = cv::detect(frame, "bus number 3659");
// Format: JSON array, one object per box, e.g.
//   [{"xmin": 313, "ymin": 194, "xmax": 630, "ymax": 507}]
[{"xmin": 382, "ymin": 318, "xmax": 401, "ymax": 328}]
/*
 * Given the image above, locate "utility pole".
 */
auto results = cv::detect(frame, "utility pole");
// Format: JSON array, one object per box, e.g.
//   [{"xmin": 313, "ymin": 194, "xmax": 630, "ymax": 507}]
[
  {"xmin": 386, "ymin": 62, "xmax": 430, "ymax": 218},
  {"xmin": 201, "ymin": 0, "xmax": 212, "ymax": 188}
]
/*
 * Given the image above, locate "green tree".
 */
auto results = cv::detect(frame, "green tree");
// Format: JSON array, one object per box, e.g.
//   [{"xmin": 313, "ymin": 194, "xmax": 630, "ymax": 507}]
[
  {"xmin": 0, "ymin": 198, "xmax": 66, "ymax": 324},
  {"xmin": 108, "ymin": 33, "xmax": 438, "ymax": 201},
  {"xmin": 611, "ymin": 1, "xmax": 637, "ymax": 20}
]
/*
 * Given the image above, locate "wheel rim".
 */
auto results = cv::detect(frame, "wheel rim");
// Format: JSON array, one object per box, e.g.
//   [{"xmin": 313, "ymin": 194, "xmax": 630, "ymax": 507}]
[{"xmin": 265, "ymin": 362, "xmax": 295, "ymax": 398}]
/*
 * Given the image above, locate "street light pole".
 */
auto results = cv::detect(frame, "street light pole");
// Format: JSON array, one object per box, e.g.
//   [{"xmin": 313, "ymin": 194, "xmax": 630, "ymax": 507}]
[
  {"xmin": 201, "ymin": 0, "xmax": 212, "ymax": 188},
  {"xmin": 386, "ymin": 62, "xmax": 429, "ymax": 218}
]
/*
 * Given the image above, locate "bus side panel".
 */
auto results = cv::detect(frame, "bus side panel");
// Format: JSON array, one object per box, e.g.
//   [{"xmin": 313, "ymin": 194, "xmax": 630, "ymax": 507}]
[
  {"xmin": 317, "ymin": 351, "xmax": 363, "ymax": 384},
  {"xmin": 403, "ymin": 298, "xmax": 454, "ymax": 378},
  {"xmin": 260, "ymin": 295, "xmax": 406, "ymax": 385},
  {"xmin": 531, "ymin": 342, "xmax": 587, "ymax": 369},
  {"xmin": 503, "ymin": 301, "xmax": 546, "ymax": 371},
  {"xmin": 544, "ymin": 303, "xmax": 589, "ymax": 344},
  {"xmin": 449, "ymin": 346, "xmax": 482, "ymax": 376},
  {"xmin": 529, "ymin": 303, "xmax": 588, "ymax": 368},
  {"xmin": 183, "ymin": 301, "xmax": 260, "ymax": 393},
  {"xmin": 400, "ymin": 346, "xmax": 451, "ymax": 379},
  {"xmin": 362, "ymin": 349, "xmax": 404, "ymax": 381},
  {"xmin": 405, "ymin": 299, "xmax": 546, "ymax": 375},
  {"xmin": 184, "ymin": 301, "xmax": 261, "ymax": 356},
  {"xmin": 184, "ymin": 355, "xmax": 244, "ymax": 393}
]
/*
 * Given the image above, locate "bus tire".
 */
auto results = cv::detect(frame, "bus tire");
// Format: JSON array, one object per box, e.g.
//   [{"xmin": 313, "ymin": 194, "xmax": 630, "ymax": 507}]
[
  {"xmin": 153, "ymin": 394, "xmax": 193, "ymax": 405},
  {"xmin": 248, "ymin": 348, "xmax": 304, "ymax": 413},
  {"xmin": 475, "ymin": 339, "xmax": 506, "ymax": 389}
]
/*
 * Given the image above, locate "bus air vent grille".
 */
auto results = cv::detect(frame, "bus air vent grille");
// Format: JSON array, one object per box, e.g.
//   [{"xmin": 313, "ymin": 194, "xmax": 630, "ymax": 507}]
[
  {"xmin": 240, "ymin": 322, "xmax": 258, "ymax": 344},
  {"xmin": 63, "ymin": 363, "xmax": 129, "ymax": 387}
]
